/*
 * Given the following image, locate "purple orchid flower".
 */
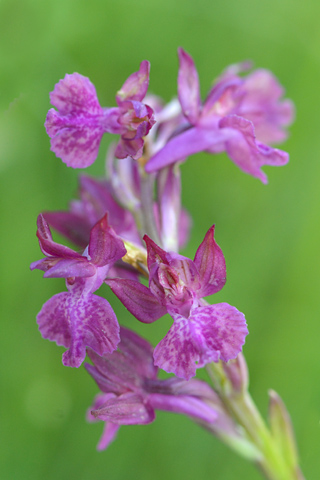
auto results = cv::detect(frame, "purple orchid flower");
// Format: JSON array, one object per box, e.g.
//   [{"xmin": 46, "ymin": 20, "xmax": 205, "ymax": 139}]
[
  {"xmin": 107, "ymin": 225, "xmax": 248, "ymax": 380},
  {"xmin": 30, "ymin": 213, "xmax": 127, "ymax": 367},
  {"xmin": 45, "ymin": 61, "xmax": 155, "ymax": 168},
  {"xmin": 146, "ymin": 48, "xmax": 294, "ymax": 183},
  {"xmin": 85, "ymin": 327, "xmax": 218, "ymax": 450}
]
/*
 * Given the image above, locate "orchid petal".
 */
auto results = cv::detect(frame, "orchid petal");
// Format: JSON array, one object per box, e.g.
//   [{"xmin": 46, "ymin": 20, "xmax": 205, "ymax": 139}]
[
  {"xmin": 36, "ymin": 214, "xmax": 80, "ymax": 259},
  {"xmin": 177, "ymin": 48, "xmax": 201, "ymax": 124},
  {"xmin": 92, "ymin": 392, "xmax": 155, "ymax": 425},
  {"xmin": 190, "ymin": 303, "xmax": 248, "ymax": 364},
  {"xmin": 37, "ymin": 292, "xmax": 120, "ymax": 368},
  {"xmin": 106, "ymin": 278, "xmax": 167, "ymax": 323},
  {"xmin": 154, "ymin": 304, "xmax": 248, "ymax": 379},
  {"xmin": 42, "ymin": 210, "xmax": 91, "ymax": 248},
  {"xmin": 145, "ymin": 126, "xmax": 223, "ymax": 172},
  {"xmin": 193, "ymin": 225, "xmax": 226, "ymax": 297},
  {"xmin": 46, "ymin": 110, "xmax": 104, "ymax": 168},
  {"xmin": 89, "ymin": 214, "xmax": 126, "ymax": 267},
  {"xmin": 116, "ymin": 61, "xmax": 150, "ymax": 104},
  {"xmin": 153, "ymin": 315, "xmax": 200, "ymax": 380},
  {"xmin": 219, "ymin": 115, "xmax": 289, "ymax": 183},
  {"xmin": 148, "ymin": 393, "xmax": 217, "ymax": 423},
  {"xmin": 49, "ymin": 73, "xmax": 102, "ymax": 115}
]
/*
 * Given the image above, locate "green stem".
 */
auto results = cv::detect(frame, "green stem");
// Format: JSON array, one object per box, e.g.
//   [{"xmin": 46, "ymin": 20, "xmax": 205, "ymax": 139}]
[{"xmin": 206, "ymin": 362, "xmax": 305, "ymax": 480}]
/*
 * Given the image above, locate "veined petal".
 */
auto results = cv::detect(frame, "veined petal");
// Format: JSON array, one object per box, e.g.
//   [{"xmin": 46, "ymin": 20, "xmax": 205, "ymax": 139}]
[
  {"xmin": 190, "ymin": 303, "xmax": 248, "ymax": 364},
  {"xmin": 153, "ymin": 304, "xmax": 248, "ymax": 379},
  {"xmin": 178, "ymin": 47, "xmax": 201, "ymax": 124},
  {"xmin": 49, "ymin": 73, "xmax": 102, "ymax": 115},
  {"xmin": 43, "ymin": 258, "xmax": 96, "ymax": 278},
  {"xmin": 36, "ymin": 292, "xmax": 71, "ymax": 348},
  {"xmin": 219, "ymin": 115, "xmax": 289, "ymax": 183},
  {"xmin": 62, "ymin": 293, "xmax": 120, "ymax": 367},
  {"xmin": 106, "ymin": 278, "xmax": 167, "ymax": 323},
  {"xmin": 37, "ymin": 291, "xmax": 120, "ymax": 368},
  {"xmin": 46, "ymin": 111, "xmax": 104, "ymax": 168},
  {"xmin": 153, "ymin": 315, "xmax": 200, "ymax": 380},
  {"xmin": 92, "ymin": 392, "xmax": 155, "ymax": 425},
  {"xmin": 193, "ymin": 225, "xmax": 226, "ymax": 297}
]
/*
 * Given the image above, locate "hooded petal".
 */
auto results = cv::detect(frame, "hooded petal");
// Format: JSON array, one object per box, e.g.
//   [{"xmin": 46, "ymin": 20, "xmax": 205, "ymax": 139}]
[
  {"xmin": 88, "ymin": 214, "xmax": 126, "ymax": 267},
  {"xmin": 177, "ymin": 48, "xmax": 201, "ymax": 124},
  {"xmin": 116, "ymin": 61, "xmax": 150, "ymax": 104}
]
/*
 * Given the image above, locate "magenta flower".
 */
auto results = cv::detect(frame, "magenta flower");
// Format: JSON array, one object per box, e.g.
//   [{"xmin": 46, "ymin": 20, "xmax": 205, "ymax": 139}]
[
  {"xmin": 45, "ymin": 61, "xmax": 155, "ymax": 168},
  {"xmin": 146, "ymin": 48, "xmax": 294, "ymax": 183},
  {"xmin": 107, "ymin": 226, "xmax": 248, "ymax": 380},
  {"xmin": 31, "ymin": 214, "xmax": 126, "ymax": 367},
  {"xmin": 86, "ymin": 327, "xmax": 218, "ymax": 450}
]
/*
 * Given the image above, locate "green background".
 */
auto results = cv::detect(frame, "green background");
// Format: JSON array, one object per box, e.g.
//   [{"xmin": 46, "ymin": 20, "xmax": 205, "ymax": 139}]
[{"xmin": 1, "ymin": 0, "xmax": 319, "ymax": 478}]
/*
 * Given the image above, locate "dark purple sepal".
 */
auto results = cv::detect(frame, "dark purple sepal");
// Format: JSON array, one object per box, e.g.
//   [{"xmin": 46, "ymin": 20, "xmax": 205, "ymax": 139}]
[
  {"xmin": 193, "ymin": 225, "xmax": 226, "ymax": 297},
  {"xmin": 106, "ymin": 278, "xmax": 167, "ymax": 323}
]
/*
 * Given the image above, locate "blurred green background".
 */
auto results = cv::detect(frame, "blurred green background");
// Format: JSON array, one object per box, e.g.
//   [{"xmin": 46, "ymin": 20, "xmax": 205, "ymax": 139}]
[{"xmin": 1, "ymin": 0, "xmax": 319, "ymax": 478}]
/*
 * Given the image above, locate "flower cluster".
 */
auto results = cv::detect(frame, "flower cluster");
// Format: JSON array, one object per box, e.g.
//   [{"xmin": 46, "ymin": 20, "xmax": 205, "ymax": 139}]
[{"xmin": 32, "ymin": 48, "xmax": 294, "ymax": 451}]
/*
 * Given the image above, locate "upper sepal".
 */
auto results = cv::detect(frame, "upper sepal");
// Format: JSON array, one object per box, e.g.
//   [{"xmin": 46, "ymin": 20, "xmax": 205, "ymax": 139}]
[
  {"xmin": 116, "ymin": 61, "xmax": 151, "ymax": 105},
  {"xmin": 177, "ymin": 48, "xmax": 201, "ymax": 124},
  {"xmin": 194, "ymin": 225, "xmax": 226, "ymax": 297}
]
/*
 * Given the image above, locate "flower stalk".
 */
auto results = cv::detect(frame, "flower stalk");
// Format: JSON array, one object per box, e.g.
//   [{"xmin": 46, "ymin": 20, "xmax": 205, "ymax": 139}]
[{"xmin": 206, "ymin": 360, "xmax": 305, "ymax": 480}]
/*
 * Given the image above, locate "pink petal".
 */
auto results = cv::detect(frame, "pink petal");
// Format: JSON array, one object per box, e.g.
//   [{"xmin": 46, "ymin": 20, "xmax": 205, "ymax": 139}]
[
  {"xmin": 193, "ymin": 225, "xmax": 226, "ymax": 297},
  {"xmin": 178, "ymin": 48, "xmax": 201, "ymax": 124}
]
